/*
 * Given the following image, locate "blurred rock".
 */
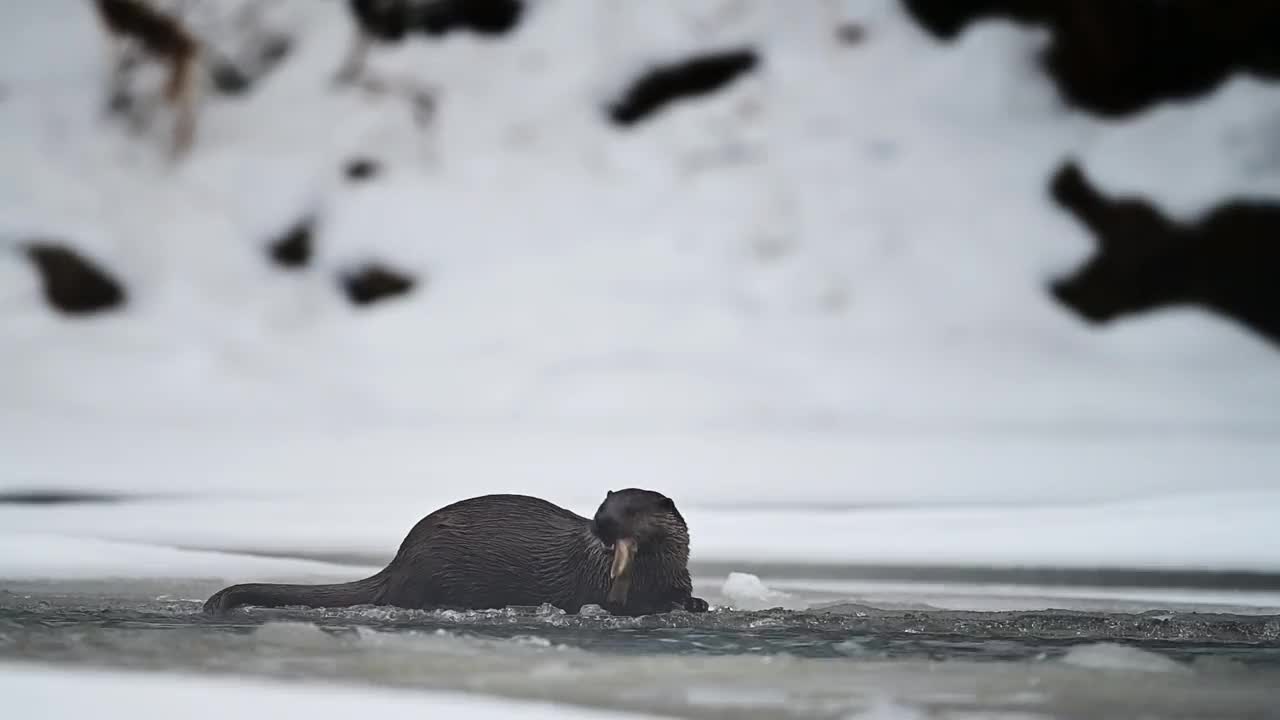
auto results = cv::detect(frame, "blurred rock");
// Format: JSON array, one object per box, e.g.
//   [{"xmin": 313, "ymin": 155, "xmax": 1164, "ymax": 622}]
[
  {"xmin": 208, "ymin": 29, "xmax": 293, "ymax": 96},
  {"xmin": 23, "ymin": 243, "xmax": 126, "ymax": 315},
  {"xmin": 901, "ymin": 0, "xmax": 1280, "ymax": 117},
  {"xmin": 349, "ymin": 0, "xmax": 523, "ymax": 43},
  {"xmin": 609, "ymin": 48, "xmax": 759, "ymax": 127},
  {"xmin": 1049, "ymin": 161, "xmax": 1280, "ymax": 346},
  {"xmin": 341, "ymin": 263, "xmax": 417, "ymax": 306},
  {"xmin": 834, "ymin": 23, "xmax": 868, "ymax": 47},
  {"xmin": 900, "ymin": 0, "xmax": 1051, "ymax": 38},
  {"xmin": 416, "ymin": 0, "xmax": 521, "ymax": 36},
  {"xmin": 268, "ymin": 218, "xmax": 313, "ymax": 269},
  {"xmin": 344, "ymin": 157, "xmax": 381, "ymax": 182}
]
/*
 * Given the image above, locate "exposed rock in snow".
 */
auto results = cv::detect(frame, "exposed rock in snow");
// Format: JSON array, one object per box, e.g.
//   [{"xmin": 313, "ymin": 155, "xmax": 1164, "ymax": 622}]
[
  {"xmin": 1049, "ymin": 161, "xmax": 1280, "ymax": 346},
  {"xmin": 267, "ymin": 218, "xmax": 314, "ymax": 269},
  {"xmin": 343, "ymin": 157, "xmax": 381, "ymax": 182},
  {"xmin": 608, "ymin": 48, "xmax": 760, "ymax": 127},
  {"xmin": 901, "ymin": 0, "xmax": 1280, "ymax": 116},
  {"xmin": 23, "ymin": 243, "xmax": 126, "ymax": 315},
  {"xmin": 341, "ymin": 262, "xmax": 417, "ymax": 306}
]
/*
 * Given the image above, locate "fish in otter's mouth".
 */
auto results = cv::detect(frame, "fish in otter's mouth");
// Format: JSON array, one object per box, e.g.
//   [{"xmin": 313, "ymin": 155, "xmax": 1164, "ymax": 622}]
[{"xmin": 606, "ymin": 537, "xmax": 636, "ymax": 604}]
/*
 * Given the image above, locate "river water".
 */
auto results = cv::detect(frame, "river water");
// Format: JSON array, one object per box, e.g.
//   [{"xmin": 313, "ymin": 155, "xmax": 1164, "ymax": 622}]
[{"xmin": 3, "ymin": 580, "xmax": 1279, "ymax": 719}]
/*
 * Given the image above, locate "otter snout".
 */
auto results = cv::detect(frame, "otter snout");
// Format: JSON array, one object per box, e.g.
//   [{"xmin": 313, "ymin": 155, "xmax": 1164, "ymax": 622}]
[
  {"xmin": 593, "ymin": 495, "xmax": 641, "ymax": 606},
  {"xmin": 594, "ymin": 508, "xmax": 637, "ymax": 604}
]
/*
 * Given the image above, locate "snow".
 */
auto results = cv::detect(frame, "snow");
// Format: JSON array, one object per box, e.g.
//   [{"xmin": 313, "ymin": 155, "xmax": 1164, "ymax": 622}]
[
  {"xmin": 4, "ymin": 490, "xmax": 1280, "ymax": 592},
  {"xmin": 2, "ymin": 0, "xmax": 1278, "ymax": 426},
  {"xmin": 0, "ymin": 0, "xmax": 1279, "ymax": 581},
  {"xmin": 0, "ymin": 662, "xmax": 672, "ymax": 720},
  {"xmin": 0, "ymin": 533, "xmax": 378, "ymax": 582}
]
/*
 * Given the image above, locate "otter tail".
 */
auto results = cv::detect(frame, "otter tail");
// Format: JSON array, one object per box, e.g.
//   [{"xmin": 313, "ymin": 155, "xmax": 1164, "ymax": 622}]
[{"xmin": 203, "ymin": 572, "xmax": 386, "ymax": 614}]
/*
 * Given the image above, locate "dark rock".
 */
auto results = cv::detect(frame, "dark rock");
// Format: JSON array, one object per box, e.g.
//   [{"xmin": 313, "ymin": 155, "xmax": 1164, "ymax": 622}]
[
  {"xmin": 410, "ymin": 88, "xmax": 437, "ymax": 127},
  {"xmin": 350, "ymin": 0, "xmax": 410, "ymax": 43},
  {"xmin": 258, "ymin": 34, "xmax": 292, "ymax": 65},
  {"xmin": 268, "ymin": 219, "xmax": 313, "ymax": 269},
  {"xmin": 900, "ymin": 0, "xmax": 1051, "ymax": 39},
  {"xmin": 900, "ymin": 0, "xmax": 1280, "ymax": 117},
  {"xmin": 835, "ymin": 23, "xmax": 868, "ymax": 46},
  {"xmin": 349, "ymin": 0, "xmax": 523, "ymax": 44},
  {"xmin": 1049, "ymin": 161, "xmax": 1280, "ymax": 346},
  {"xmin": 344, "ymin": 157, "xmax": 381, "ymax": 181},
  {"xmin": 23, "ymin": 243, "xmax": 126, "ymax": 315},
  {"xmin": 94, "ymin": 0, "xmax": 196, "ymax": 59},
  {"xmin": 608, "ymin": 48, "xmax": 759, "ymax": 127},
  {"xmin": 209, "ymin": 34, "xmax": 293, "ymax": 96},
  {"xmin": 416, "ymin": 0, "xmax": 522, "ymax": 36},
  {"xmin": 209, "ymin": 61, "xmax": 252, "ymax": 95},
  {"xmin": 0, "ymin": 490, "xmax": 138, "ymax": 505},
  {"xmin": 341, "ymin": 263, "xmax": 417, "ymax": 306}
]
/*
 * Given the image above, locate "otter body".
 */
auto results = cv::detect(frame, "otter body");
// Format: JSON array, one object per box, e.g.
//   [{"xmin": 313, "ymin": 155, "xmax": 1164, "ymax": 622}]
[{"xmin": 204, "ymin": 490, "xmax": 707, "ymax": 616}]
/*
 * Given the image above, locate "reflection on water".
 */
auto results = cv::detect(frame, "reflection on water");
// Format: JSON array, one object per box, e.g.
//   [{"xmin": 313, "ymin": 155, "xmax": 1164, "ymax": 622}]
[{"xmin": 2, "ymin": 589, "xmax": 1279, "ymax": 719}]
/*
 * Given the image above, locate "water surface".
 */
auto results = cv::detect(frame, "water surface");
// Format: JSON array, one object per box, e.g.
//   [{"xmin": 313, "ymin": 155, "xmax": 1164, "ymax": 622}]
[{"xmin": 3, "ymin": 584, "xmax": 1279, "ymax": 719}]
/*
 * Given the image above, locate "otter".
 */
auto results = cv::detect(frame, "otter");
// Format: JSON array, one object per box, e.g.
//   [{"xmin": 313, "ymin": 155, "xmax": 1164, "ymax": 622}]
[{"xmin": 203, "ymin": 489, "xmax": 709, "ymax": 616}]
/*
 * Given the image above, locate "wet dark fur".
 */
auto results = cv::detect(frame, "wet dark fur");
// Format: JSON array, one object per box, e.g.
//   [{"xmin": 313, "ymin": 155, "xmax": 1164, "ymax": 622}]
[{"xmin": 204, "ymin": 489, "xmax": 708, "ymax": 616}]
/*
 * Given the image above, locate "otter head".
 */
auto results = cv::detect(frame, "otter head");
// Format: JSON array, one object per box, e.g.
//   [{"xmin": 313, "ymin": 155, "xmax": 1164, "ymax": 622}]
[{"xmin": 591, "ymin": 489, "xmax": 689, "ymax": 606}]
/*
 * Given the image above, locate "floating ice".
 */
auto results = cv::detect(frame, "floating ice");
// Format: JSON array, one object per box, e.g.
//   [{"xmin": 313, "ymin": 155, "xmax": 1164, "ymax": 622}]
[
  {"xmin": 1060, "ymin": 643, "xmax": 1190, "ymax": 673},
  {"xmin": 720, "ymin": 572, "xmax": 793, "ymax": 611},
  {"xmin": 253, "ymin": 621, "xmax": 342, "ymax": 649},
  {"xmin": 849, "ymin": 698, "xmax": 930, "ymax": 720},
  {"xmin": 0, "ymin": 662, "xmax": 665, "ymax": 720}
]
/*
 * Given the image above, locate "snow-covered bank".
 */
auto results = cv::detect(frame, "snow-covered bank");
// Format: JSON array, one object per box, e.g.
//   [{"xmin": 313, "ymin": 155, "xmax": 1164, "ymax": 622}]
[
  {"xmin": 0, "ymin": 662, "xmax": 670, "ymax": 720},
  {"xmin": 0, "ymin": 533, "xmax": 379, "ymax": 583},
  {"xmin": 2, "ymin": 489, "xmax": 1278, "ymax": 583},
  {"xmin": 4, "ymin": 420, "xmax": 1279, "ymax": 506}
]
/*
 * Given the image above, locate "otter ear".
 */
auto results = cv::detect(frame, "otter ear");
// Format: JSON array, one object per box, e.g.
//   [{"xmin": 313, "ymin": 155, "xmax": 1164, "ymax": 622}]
[{"xmin": 607, "ymin": 490, "xmax": 615, "ymax": 497}]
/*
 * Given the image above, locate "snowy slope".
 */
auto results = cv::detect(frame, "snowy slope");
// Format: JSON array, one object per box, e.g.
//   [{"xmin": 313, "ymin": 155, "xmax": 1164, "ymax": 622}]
[
  {"xmin": 1, "ymin": 0, "xmax": 1279, "ymax": 575},
  {"xmin": 2, "ymin": 0, "xmax": 1278, "ymax": 426}
]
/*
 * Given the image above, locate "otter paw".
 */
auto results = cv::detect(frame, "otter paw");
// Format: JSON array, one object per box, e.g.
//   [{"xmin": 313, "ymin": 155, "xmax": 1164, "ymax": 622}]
[{"xmin": 685, "ymin": 596, "xmax": 710, "ymax": 613}]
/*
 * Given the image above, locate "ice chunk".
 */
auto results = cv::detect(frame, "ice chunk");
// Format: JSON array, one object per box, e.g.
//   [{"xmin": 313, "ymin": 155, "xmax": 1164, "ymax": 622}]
[
  {"xmin": 253, "ymin": 622, "xmax": 341, "ymax": 650},
  {"xmin": 0, "ymin": 662, "xmax": 669, "ymax": 719},
  {"xmin": 1060, "ymin": 643, "xmax": 1189, "ymax": 673},
  {"xmin": 720, "ymin": 572, "xmax": 792, "ymax": 611},
  {"xmin": 849, "ymin": 699, "xmax": 930, "ymax": 720}
]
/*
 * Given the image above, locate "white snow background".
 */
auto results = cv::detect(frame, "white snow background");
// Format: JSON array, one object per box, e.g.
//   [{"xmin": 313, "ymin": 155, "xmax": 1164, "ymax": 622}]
[{"xmin": 1, "ymin": 0, "xmax": 1279, "ymax": 589}]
